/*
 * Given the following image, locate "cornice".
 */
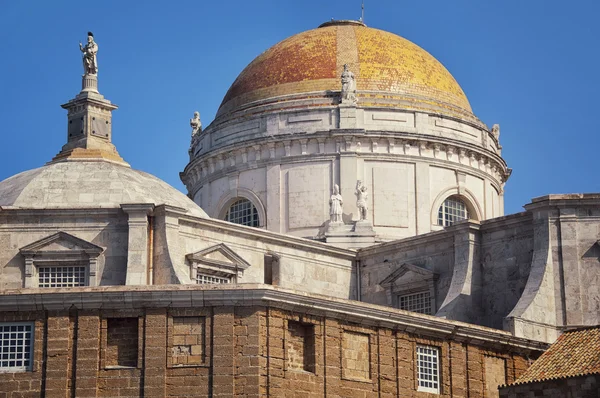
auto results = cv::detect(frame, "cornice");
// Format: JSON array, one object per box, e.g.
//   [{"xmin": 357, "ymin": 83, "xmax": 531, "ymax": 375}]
[
  {"xmin": 182, "ymin": 132, "xmax": 507, "ymax": 198},
  {"xmin": 0, "ymin": 284, "xmax": 548, "ymax": 353},
  {"xmin": 155, "ymin": 204, "xmax": 357, "ymax": 260}
]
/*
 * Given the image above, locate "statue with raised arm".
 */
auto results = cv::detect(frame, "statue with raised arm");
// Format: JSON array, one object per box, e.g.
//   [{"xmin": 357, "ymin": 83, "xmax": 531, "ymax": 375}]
[
  {"xmin": 356, "ymin": 180, "xmax": 368, "ymax": 221},
  {"xmin": 79, "ymin": 32, "xmax": 98, "ymax": 75},
  {"xmin": 340, "ymin": 64, "xmax": 357, "ymax": 104},
  {"xmin": 329, "ymin": 184, "xmax": 344, "ymax": 223},
  {"xmin": 190, "ymin": 111, "xmax": 202, "ymax": 137}
]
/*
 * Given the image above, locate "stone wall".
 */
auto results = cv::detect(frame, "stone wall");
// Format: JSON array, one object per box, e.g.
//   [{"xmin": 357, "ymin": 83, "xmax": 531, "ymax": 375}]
[
  {"xmin": 165, "ymin": 207, "xmax": 357, "ymax": 299},
  {"xmin": 0, "ymin": 208, "xmax": 129, "ymax": 290},
  {"xmin": 0, "ymin": 285, "xmax": 545, "ymax": 397},
  {"xmin": 499, "ymin": 375, "xmax": 600, "ymax": 398}
]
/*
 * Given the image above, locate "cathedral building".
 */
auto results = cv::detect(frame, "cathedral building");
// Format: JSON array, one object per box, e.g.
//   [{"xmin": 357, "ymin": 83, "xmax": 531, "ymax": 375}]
[{"xmin": 0, "ymin": 22, "xmax": 597, "ymax": 397}]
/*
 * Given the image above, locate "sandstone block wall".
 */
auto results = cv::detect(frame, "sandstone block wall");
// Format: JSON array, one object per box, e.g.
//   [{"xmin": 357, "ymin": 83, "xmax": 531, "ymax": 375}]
[{"xmin": 0, "ymin": 304, "xmax": 538, "ymax": 397}]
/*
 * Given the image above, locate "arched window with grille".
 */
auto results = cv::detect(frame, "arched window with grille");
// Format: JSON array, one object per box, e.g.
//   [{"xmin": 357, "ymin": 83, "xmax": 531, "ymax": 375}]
[
  {"xmin": 224, "ymin": 198, "xmax": 260, "ymax": 227},
  {"xmin": 437, "ymin": 196, "xmax": 469, "ymax": 227}
]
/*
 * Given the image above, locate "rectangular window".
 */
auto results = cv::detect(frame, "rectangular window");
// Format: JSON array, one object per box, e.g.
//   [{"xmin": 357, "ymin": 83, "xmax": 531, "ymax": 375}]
[
  {"xmin": 196, "ymin": 273, "xmax": 230, "ymax": 285},
  {"xmin": 38, "ymin": 266, "xmax": 86, "ymax": 288},
  {"xmin": 0, "ymin": 323, "xmax": 33, "ymax": 372},
  {"xmin": 342, "ymin": 331, "xmax": 371, "ymax": 381},
  {"xmin": 417, "ymin": 345, "xmax": 440, "ymax": 393},
  {"xmin": 286, "ymin": 321, "xmax": 315, "ymax": 373},
  {"xmin": 399, "ymin": 291, "xmax": 432, "ymax": 315},
  {"xmin": 171, "ymin": 317, "xmax": 205, "ymax": 366},
  {"xmin": 106, "ymin": 318, "xmax": 138, "ymax": 368}
]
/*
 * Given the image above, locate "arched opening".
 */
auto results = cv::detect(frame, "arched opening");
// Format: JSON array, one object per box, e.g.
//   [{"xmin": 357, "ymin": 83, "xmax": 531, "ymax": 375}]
[
  {"xmin": 437, "ymin": 196, "xmax": 469, "ymax": 227},
  {"xmin": 224, "ymin": 198, "xmax": 260, "ymax": 227}
]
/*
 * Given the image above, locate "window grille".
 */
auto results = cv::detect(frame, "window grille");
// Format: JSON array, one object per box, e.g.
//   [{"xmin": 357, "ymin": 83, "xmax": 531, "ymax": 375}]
[
  {"xmin": 417, "ymin": 345, "xmax": 440, "ymax": 393},
  {"xmin": 196, "ymin": 273, "xmax": 231, "ymax": 285},
  {"xmin": 0, "ymin": 323, "xmax": 33, "ymax": 371},
  {"xmin": 224, "ymin": 199, "xmax": 259, "ymax": 227},
  {"xmin": 398, "ymin": 291, "xmax": 432, "ymax": 315},
  {"xmin": 38, "ymin": 266, "xmax": 86, "ymax": 288},
  {"xmin": 437, "ymin": 197, "xmax": 468, "ymax": 226}
]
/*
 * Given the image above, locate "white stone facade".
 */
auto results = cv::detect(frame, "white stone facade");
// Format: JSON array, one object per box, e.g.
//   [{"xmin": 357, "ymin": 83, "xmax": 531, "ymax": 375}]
[{"xmin": 182, "ymin": 103, "xmax": 508, "ymax": 242}]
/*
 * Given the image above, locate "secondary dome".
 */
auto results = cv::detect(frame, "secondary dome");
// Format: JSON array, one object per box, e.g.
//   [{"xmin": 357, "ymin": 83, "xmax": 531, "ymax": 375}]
[
  {"xmin": 217, "ymin": 20, "xmax": 472, "ymax": 119},
  {"xmin": 0, "ymin": 162, "xmax": 208, "ymax": 218}
]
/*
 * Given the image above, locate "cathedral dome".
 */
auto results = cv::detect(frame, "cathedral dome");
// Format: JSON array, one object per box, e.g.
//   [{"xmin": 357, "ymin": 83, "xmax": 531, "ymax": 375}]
[
  {"xmin": 217, "ymin": 20, "xmax": 472, "ymax": 120},
  {"xmin": 0, "ymin": 161, "xmax": 208, "ymax": 218}
]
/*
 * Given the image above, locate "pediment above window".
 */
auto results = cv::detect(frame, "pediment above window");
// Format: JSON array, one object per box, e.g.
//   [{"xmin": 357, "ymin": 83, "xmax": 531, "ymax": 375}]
[
  {"xmin": 186, "ymin": 244, "xmax": 250, "ymax": 284},
  {"xmin": 380, "ymin": 263, "xmax": 437, "ymax": 289},
  {"xmin": 20, "ymin": 231, "xmax": 103, "ymax": 259},
  {"xmin": 379, "ymin": 263, "xmax": 438, "ymax": 314},
  {"xmin": 19, "ymin": 232, "xmax": 104, "ymax": 288}
]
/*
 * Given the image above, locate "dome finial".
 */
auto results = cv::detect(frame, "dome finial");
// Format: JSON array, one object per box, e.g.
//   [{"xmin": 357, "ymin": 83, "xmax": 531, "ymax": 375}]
[{"xmin": 359, "ymin": 0, "xmax": 365, "ymax": 23}]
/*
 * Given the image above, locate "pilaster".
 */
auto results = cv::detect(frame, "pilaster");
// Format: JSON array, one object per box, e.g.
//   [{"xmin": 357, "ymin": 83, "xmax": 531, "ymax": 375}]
[{"xmin": 121, "ymin": 204, "xmax": 155, "ymax": 285}]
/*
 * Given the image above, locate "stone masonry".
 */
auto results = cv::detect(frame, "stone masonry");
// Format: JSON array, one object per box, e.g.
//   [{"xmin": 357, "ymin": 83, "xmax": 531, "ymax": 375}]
[{"xmin": 0, "ymin": 285, "xmax": 545, "ymax": 397}]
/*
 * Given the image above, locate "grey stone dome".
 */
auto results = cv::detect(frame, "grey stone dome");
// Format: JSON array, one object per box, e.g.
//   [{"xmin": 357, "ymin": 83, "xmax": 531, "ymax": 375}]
[{"xmin": 0, "ymin": 161, "xmax": 208, "ymax": 218}]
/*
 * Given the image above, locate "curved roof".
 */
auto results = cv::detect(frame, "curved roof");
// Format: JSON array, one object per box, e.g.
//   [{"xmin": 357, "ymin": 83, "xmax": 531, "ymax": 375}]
[
  {"xmin": 217, "ymin": 21, "xmax": 472, "ymax": 118},
  {"xmin": 0, "ymin": 161, "xmax": 207, "ymax": 217}
]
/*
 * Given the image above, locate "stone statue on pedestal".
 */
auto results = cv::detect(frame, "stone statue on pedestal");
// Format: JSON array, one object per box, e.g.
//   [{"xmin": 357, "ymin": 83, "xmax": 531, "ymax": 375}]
[
  {"xmin": 79, "ymin": 32, "xmax": 98, "ymax": 75},
  {"xmin": 492, "ymin": 124, "xmax": 500, "ymax": 141},
  {"xmin": 356, "ymin": 180, "xmax": 368, "ymax": 221},
  {"xmin": 341, "ymin": 64, "xmax": 357, "ymax": 104},
  {"xmin": 190, "ymin": 111, "xmax": 202, "ymax": 137},
  {"xmin": 329, "ymin": 184, "xmax": 343, "ymax": 223}
]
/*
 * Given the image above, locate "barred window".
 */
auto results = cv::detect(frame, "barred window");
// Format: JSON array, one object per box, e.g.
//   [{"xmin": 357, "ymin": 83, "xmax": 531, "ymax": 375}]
[
  {"xmin": 417, "ymin": 345, "xmax": 440, "ymax": 394},
  {"xmin": 398, "ymin": 292, "xmax": 432, "ymax": 315},
  {"xmin": 38, "ymin": 266, "xmax": 87, "ymax": 288},
  {"xmin": 0, "ymin": 323, "xmax": 33, "ymax": 372},
  {"xmin": 437, "ymin": 196, "xmax": 468, "ymax": 227},
  {"xmin": 196, "ymin": 273, "xmax": 231, "ymax": 285},
  {"xmin": 224, "ymin": 198, "xmax": 259, "ymax": 227}
]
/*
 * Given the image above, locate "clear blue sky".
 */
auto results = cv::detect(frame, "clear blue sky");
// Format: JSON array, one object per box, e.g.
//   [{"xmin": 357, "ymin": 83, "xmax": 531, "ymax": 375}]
[{"xmin": 0, "ymin": 0, "xmax": 598, "ymax": 215}]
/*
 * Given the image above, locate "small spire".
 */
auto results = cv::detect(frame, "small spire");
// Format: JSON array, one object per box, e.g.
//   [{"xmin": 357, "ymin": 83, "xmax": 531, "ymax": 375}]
[{"xmin": 360, "ymin": 1, "xmax": 365, "ymax": 23}]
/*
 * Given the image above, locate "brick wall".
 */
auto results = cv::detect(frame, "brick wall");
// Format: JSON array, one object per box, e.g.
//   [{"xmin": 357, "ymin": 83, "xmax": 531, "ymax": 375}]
[{"xmin": 0, "ymin": 305, "xmax": 538, "ymax": 397}]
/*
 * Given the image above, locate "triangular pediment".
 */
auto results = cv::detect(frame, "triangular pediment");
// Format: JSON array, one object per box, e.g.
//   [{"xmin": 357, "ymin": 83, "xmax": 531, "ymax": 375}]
[
  {"xmin": 186, "ymin": 244, "xmax": 250, "ymax": 271},
  {"xmin": 20, "ymin": 232, "xmax": 103, "ymax": 256},
  {"xmin": 380, "ymin": 263, "xmax": 437, "ymax": 288}
]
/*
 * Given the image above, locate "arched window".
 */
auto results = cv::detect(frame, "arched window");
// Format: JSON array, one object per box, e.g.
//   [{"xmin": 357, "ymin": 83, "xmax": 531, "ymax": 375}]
[
  {"xmin": 437, "ymin": 196, "xmax": 469, "ymax": 226},
  {"xmin": 224, "ymin": 198, "xmax": 260, "ymax": 227}
]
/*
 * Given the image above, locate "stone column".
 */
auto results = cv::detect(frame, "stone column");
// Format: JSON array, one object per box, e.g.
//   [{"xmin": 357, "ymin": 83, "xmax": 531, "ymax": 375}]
[{"xmin": 121, "ymin": 204, "xmax": 154, "ymax": 285}]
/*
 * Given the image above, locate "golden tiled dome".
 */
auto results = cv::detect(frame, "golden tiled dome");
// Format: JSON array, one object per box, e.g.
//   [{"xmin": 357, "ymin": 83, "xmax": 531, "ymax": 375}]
[{"xmin": 217, "ymin": 21, "xmax": 472, "ymax": 119}]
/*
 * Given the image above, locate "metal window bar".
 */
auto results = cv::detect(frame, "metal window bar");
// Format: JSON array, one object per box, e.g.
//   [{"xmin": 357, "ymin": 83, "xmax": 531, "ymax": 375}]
[
  {"xmin": 0, "ymin": 323, "xmax": 33, "ymax": 371},
  {"xmin": 416, "ymin": 345, "xmax": 440, "ymax": 393},
  {"xmin": 38, "ymin": 266, "xmax": 87, "ymax": 288},
  {"xmin": 196, "ymin": 273, "xmax": 231, "ymax": 285},
  {"xmin": 225, "ymin": 199, "xmax": 259, "ymax": 227},
  {"xmin": 398, "ymin": 292, "xmax": 432, "ymax": 315},
  {"xmin": 437, "ymin": 197, "xmax": 468, "ymax": 226}
]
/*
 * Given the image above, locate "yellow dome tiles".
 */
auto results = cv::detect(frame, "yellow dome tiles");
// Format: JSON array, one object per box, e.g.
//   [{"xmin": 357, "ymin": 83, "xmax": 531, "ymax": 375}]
[
  {"xmin": 220, "ymin": 28, "xmax": 338, "ymax": 112},
  {"xmin": 217, "ymin": 22, "xmax": 473, "ymax": 118},
  {"xmin": 354, "ymin": 27, "xmax": 471, "ymax": 112}
]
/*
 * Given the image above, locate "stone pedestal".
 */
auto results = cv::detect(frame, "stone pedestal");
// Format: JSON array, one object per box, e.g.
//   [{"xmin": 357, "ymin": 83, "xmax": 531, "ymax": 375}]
[
  {"xmin": 81, "ymin": 74, "xmax": 98, "ymax": 93},
  {"xmin": 339, "ymin": 104, "xmax": 358, "ymax": 129},
  {"xmin": 325, "ymin": 220, "xmax": 376, "ymax": 249}
]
